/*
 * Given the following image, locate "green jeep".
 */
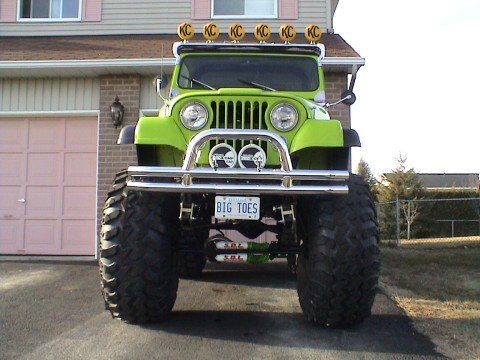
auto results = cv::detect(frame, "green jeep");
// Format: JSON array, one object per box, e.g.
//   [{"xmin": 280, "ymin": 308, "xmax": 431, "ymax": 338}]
[{"xmin": 99, "ymin": 40, "xmax": 379, "ymax": 327}]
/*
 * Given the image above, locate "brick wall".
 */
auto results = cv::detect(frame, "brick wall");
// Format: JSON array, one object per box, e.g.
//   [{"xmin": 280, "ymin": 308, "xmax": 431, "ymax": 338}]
[
  {"xmin": 324, "ymin": 72, "xmax": 350, "ymax": 128},
  {"xmin": 97, "ymin": 75, "xmax": 140, "ymax": 229}
]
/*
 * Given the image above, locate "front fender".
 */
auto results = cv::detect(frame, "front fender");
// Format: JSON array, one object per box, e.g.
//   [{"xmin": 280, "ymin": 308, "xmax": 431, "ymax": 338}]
[
  {"xmin": 135, "ymin": 116, "xmax": 187, "ymax": 152},
  {"xmin": 290, "ymin": 119, "xmax": 344, "ymax": 154}
]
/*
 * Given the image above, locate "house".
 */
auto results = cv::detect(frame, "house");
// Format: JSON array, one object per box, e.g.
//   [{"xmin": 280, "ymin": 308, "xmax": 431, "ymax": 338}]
[
  {"xmin": 417, "ymin": 173, "xmax": 480, "ymax": 191},
  {"xmin": 0, "ymin": 0, "xmax": 364, "ymax": 256}
]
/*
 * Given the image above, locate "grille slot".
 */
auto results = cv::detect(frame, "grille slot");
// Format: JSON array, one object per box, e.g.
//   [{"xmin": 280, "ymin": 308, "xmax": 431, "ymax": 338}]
[{"xmin": 210, "ymin": 100, "xmax": 269, "ymax": 155}]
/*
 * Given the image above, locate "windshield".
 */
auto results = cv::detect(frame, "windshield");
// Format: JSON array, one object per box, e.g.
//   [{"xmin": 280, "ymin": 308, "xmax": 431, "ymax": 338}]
[{"xmin": 178, "ymin": 55, "xmax": 319, "ymax": 92}]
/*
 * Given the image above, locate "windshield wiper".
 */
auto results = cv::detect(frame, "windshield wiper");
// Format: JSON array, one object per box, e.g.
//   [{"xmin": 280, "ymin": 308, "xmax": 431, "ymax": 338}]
[
  {"xmin": 180, "ymin": 75, "xmax": 217, "ymax": 90},
  {"xmin": 237, "ymin": 79, "xmax": 276, "ymax": 91}
]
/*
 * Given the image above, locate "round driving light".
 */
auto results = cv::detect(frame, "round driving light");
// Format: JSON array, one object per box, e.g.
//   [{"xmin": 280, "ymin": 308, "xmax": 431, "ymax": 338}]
[
  {"xmin": 180, "ymin": 102, "xmax": 208, "ymax": 130},
  {"xmin": 270, "ymin": 103, "xmax": 298, "ymax": 131},
  {"xmin": 209, "ymin": 143, "xmax": 237, "ymax": 168},
  {"xmin": 238, "ymin": 144, "xmax": 267, "ymax": 169}
]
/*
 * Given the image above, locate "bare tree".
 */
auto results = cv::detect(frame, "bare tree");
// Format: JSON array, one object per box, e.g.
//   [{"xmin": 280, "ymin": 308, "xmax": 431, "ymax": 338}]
[
  {"xmin": 378, "ymin": 155, "xmax": 424, "ymax": 241},
  {"xmin": 402, "ymin": 200, "xmax": 420, "ymax": 240}
]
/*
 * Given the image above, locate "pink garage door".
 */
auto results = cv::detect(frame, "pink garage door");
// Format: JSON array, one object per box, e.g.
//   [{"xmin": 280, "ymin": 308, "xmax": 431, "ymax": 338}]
[{"xmin": 0, "ymin": 117, "xmax": 97, "ymax": 255}]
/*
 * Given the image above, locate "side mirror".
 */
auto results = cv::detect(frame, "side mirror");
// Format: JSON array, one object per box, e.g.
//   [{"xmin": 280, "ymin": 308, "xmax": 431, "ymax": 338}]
[
  {"xmin": 153, "ymin": 74, "xmax": 169, "ymax": 93},
  {"xmin": 341, "ymin": 89, "xmax": 356, "ymax": 106}
]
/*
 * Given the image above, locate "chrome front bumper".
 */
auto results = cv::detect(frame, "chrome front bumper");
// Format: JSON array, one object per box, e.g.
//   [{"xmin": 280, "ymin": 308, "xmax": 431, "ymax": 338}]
[{"xmin": 127, "ymin": 129, "xmax": 349, "ymax": 195}]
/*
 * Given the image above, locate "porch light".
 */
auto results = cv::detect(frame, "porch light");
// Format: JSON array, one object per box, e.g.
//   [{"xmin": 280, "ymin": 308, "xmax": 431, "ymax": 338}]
[{"xmin": 110, "ymin": 96, "xmax": 125, "ymax": 128}]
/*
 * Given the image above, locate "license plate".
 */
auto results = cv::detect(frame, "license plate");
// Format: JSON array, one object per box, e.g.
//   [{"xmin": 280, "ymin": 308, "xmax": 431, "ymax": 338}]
[{"xmin": 215, "ymin": 196, "xmax": 260, "ymax": 220}]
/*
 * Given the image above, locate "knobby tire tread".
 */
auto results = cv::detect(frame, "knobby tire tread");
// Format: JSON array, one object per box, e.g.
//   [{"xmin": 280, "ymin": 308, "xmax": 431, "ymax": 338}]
[
  {"xmin": 99, "ymin": 171, "xmax": 179, "ymax": 323},
  {"xmin": 297, "ymin": 174, "xmax": 380, "ymax": 327}
]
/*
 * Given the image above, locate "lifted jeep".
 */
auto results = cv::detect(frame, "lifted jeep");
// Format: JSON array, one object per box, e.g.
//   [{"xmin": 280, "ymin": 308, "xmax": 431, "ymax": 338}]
[{"xmin": 99, "ymin": 33, "xmax": 379, "ymax": 327}]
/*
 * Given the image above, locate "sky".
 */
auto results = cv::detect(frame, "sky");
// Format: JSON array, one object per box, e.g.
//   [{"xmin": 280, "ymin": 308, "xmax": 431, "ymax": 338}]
[{"xmin": 334, "ymin": 0, "xmax": 480, "ymax": 176}]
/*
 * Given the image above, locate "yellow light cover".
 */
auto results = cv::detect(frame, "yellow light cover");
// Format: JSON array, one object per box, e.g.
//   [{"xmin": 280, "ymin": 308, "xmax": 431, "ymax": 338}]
[
  {"xmin": 279, "ymin": 24, "xmax": 296, "ymax": 42},
  {"xmin": 305, "ymin": 24, "xmax": 322, "ymax": 43},
  {"xmin": 254, "ymin": 24, "xmax": 271, "ymax": 42},
  {"xmin": 203, "ymin": 23, "xmax": 220, "ymax": 41},
  {"xmin": 177, "ymin": 23, "xmax": 195, "ymax": 41},
  {"xmin": 228, "ymin": 24, "xmax": 245, "ymax": 41}
]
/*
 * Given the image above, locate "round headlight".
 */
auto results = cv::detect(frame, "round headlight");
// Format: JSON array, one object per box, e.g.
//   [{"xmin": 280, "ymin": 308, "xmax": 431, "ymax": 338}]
[
  {"xmin": 180, "ymin": 102, "xmax": 208, "ymax": 130},
  {"xmin": 270, "ymin": 103, "xmax": 298, "ymax": 131}
]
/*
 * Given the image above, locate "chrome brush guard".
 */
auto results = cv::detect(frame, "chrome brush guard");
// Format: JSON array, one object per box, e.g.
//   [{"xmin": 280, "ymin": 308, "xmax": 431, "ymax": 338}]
[{"xmin": 127, "ymin": 129, "xmax": 349, "ymax": 195}]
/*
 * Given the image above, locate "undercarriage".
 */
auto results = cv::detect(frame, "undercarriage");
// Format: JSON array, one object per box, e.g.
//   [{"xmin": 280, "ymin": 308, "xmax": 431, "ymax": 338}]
[{"xmin": 179, "ymin": 193, "xmax": 300, "ymax": 265}]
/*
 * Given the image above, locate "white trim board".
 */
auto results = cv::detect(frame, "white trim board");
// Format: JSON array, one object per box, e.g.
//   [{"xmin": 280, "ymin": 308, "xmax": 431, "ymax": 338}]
[
  {"xmin": 0, "ymin": 59, "xmax": 176, "ymax": 78},
  {"xmin": 0, "ymin": 57, "xmax": 363, "ymax": 70},
  {"xmin": 322, "ymin": 57, "xmax": 365, "ymax": 66},
  {"xmin": 94, "ymin": 111, "xmax": 100, "ymax": 260},
  {"xmin": 0, "ymin": 110, "xmax": 100, "ymax": 117},
  {"xmin": 0, "ymin": 57, "xmax": 364, "ymax": 77},
  {"xmin": 0, "ymin": 58, "xmax": 177, "ymax": 69},
  {"xmin": 326, "ymin": 0, "xmax": 333, "ymax": 32}
]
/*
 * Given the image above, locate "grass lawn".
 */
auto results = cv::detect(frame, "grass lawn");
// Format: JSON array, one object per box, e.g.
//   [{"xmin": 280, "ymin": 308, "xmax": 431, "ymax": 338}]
[
  {"xmin": 385, "ymin": 236, "xmax": 480, "ymax": 249},
  {"xmin": 381, "ymin": 245, "xmax": 480, "ymax": 359}
]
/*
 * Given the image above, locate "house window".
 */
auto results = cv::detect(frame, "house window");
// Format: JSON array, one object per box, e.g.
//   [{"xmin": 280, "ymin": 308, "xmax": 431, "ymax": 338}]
[
  {"xmin": 19, "ymin": 0, "xmax": 81, "ymax": 20},
  {"xmin": 212, "ymin": 0, "xmax": 277, "ymax": 19}
]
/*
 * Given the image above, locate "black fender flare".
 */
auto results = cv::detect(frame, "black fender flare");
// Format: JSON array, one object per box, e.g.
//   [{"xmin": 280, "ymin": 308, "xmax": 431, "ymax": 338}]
[
  {"xmin": 343, "ymin": 129, "xmax": 361, "ymax": 147},
  {"xmin": 117, "ymin": 125, "xmax": 136, "ymax": 144}
]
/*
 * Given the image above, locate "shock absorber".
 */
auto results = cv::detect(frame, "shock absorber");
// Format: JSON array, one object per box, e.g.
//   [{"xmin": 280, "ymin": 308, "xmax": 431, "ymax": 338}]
[{"xmin": 206, "ymin": 237, "xmax": 271, "ymax": 264}]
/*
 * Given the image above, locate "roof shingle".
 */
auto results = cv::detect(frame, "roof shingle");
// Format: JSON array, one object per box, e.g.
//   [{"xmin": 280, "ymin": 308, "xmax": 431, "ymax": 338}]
[{"xmin": 0, "ymin": 33, "xmax": 360, "ymax": 62}]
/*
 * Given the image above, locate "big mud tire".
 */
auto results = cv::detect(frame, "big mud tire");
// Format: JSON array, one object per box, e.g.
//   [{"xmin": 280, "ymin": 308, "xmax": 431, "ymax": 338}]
[
  {"xmin": 177, "ymin": 228, "xmax": 209, "ymax": 278},
  {"xmin": 297, "ymin": 174, "xmax": 380, "ymax": 327},
  {"xmin": 99, "ymin": 171, "xmax": 179, "ymax": 323}
]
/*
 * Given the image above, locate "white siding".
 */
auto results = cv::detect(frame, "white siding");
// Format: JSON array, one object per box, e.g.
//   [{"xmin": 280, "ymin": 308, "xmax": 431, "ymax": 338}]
[
  {"xmin": 139, "ymin": 76, "xmax": 165, "ymax": 111},
  {"xmin": 0, "ymin": 0, "xmax": 327, "ymax": 36},
  {"xmin": 0, "ymin": 78, "xmax": 100, "ymax": 111}
]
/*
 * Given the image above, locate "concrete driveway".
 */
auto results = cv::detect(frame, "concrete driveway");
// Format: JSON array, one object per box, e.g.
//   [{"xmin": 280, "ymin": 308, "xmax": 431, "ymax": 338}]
[{"xmin": 0, "ymin": 260, "xmax": 442, "ymax": 359}]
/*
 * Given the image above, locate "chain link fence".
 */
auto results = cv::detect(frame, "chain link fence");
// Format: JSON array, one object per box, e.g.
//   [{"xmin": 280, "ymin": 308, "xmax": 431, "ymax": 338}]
[{"xmin": 376, "ymin": 197, "xmax": 480, "ymax": 246}]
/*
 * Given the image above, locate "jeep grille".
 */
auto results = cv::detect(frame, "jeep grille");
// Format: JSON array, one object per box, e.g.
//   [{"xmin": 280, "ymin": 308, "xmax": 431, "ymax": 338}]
[{"xmin": 210, "ymin": 100, "xmax": 269, "ymax": 154}]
